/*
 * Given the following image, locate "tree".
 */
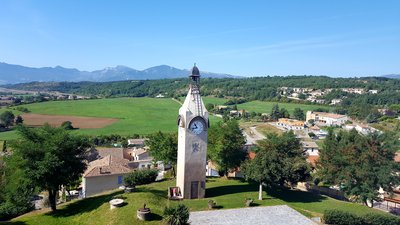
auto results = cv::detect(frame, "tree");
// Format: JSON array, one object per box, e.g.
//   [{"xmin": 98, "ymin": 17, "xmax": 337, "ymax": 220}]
[
  {"xmin": 270, "ymin": 104, "xmax": 280, "ymax": 121},
  {"xmin": 232, "ymin": 104, "xmax": 238, "ymax": 110},
  {"xmin": 9, "ymin": 125, "xmax": 90, "ymax": 211},
  {"xmin": 298, "ymin": 93, "xmax": 307, "ymax": 100},
  {"xmin": 205, "ymin": 103, "xmax": 214, "ymax": 111},
  {"xmin": 15, "ymin": 115, "xmax": 23, "ymax": 125},
  {"xmin": 146, "ymin": 131, "xmax": 178, "ymax": 177},
  {"xmin": 208, "ymin": 120, "xmax": 246, "ymax": 177},
  {"xmin": 279, "ymin": 108, "xmax": 290, "ymax": 118},
  {"xmin": 293, "ymin": 108, "xmax": 305, "ymax": 121},
  {"xmin": 317, "ymin": 129, "xmax": 400, "ymax": 206},
  {"xmin": 241, "ymin": 132, "xmax": 311, "ymax": 200},
  {"xmin": 61, "ymin": 121, "xmax": 74, "ymax": 130},
  {"xmin": 0, "ymin": 111, "xmax": 15, "ymax": 128},
  {"xmin": 365, "ymin": 110, "xmax": 381, "ymax": 123}
]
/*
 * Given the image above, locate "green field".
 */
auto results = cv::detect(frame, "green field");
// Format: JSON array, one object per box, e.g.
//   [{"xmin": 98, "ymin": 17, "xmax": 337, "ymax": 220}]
[
  {"xmin": 0, "ymin": 98, "xmax": 224, "ymax": 140},
  {"xmin": 0, "ymin": 97, "xmax": 331, "ymax": 140},
  {"xmin": 10, "ymin": 178, "xmax": 386, "ymax": 225}
]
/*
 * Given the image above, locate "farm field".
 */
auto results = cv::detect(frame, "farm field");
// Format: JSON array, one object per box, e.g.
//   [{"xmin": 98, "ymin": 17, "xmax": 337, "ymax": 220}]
[
  {"xmin": 21, "ymin": 114, "xmax": 119, "ymax": 129},
  {"xmin": 0, "ymin": 98, "xmax": 223, "ymax": 140},
  {"xmin": 0, "ymin": 97, "xmax": 331, "ymax": 140},
  {"xmin": 11, "ymin": 178, "xmax": 387, "ymax": 225}
]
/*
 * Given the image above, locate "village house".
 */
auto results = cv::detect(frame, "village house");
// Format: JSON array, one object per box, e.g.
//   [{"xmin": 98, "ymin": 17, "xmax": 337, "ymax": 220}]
[
  {"xmin": 124, "ymin": 147, "xmax": 150, "ymax": 161},
  {"xmin": 309, "ymin": 90, "xmax": 323, "ymax": 97},
  {"xmin": 306, "ymin": 97, "xmax": 325, "ymax": 104},
  {"xmin": 82, "ymin": 145, "xmax": 155, "ymax": 197},
  {"xmin": 341, "ymin": 88, "xmax": 365, "ymax": 94},
  {"xmin": 229, "ymin": 109, "xmax": 246, "ymax": 117},
  {"xmin": 96, "ymin": 147, "xmax": 125, "ymax": 159},
  {"xmin": 206, "ymin": 161, "xmax": 219, "ymax": 177},
  {"xmin": 330, "ymin": 98, "xmax": 342, "ymax": 105},
  {"xmin": 344, "ymin": 124, "xmax": 380, "ymax": 135},
  {"xmin": 302, "ymin": 141, "xmax": 319, "ymax": 156},
  {"xmin": 368, "ymin": 89, "xmax": 378, "ymax": 94},
  {"xmin": 308, "ymin": 125, "xmax": 328, "ymax": 138},
  {"xmin": 82, "ymin": 155, "xmax": 132, "ymax": 197},
  {"xmin": 277, "ymin": 118, "xmax": 305, "ymax": 130},
  {"xmin": 127, "ymin": 138, "xmax": 147, "ymax": 147},
  {"xmin": 306, "ymin": 111, "xmax": 348, "ymax": 126},
  {"xmin": 127, "ymin": 159, "xmax": 153, "ymax": 170},
  {"xmin": 216, "ymin": 105, "xmax": 228, "ymax": 110}
]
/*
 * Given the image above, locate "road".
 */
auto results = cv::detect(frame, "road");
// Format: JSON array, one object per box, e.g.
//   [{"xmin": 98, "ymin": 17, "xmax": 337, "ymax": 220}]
[{"xmin": 243, "ymin": 126, "xmax": 266, "ymax": 145}]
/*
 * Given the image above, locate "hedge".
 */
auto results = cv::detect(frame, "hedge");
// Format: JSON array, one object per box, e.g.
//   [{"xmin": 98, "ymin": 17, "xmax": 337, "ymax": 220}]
[
  {"xmin": 123, "ymin": 169, "xmax": 158, "ymax": 187},
  {"xmin": 323, "ymin": 209, "xmax": 400, "ymax": 225}
]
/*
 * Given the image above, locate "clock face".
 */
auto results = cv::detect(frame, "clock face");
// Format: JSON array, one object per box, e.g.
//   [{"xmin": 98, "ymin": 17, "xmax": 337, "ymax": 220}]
[{"xmin": 189, "ymin": 119, "xmax": 205, "ymax": 135}]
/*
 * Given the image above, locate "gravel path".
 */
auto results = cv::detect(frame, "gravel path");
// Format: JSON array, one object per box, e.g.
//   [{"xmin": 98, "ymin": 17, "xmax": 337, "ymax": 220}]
[{"xmin": 189, "ymin": 205, "xmax": 315, "ymax": 225}]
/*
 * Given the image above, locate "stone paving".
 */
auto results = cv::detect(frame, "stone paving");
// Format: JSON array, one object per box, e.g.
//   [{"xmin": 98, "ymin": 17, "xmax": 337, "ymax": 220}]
[{"xmin": 189, "ymin": 205, "xmax": 316, "ymax": 225}]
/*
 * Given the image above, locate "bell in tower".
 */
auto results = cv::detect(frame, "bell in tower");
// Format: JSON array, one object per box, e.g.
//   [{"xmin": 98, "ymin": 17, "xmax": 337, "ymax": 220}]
[
  {"xmin": 175, "ymin": 64, "xmax": 209, "ymax": 199},
  {"xmin": 189, "ymin": 63, "xmax": 201, "ymax": 92}
]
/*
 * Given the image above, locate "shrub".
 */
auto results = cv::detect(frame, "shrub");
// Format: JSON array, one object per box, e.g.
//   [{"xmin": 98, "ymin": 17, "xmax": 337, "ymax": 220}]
[
  {"xmin": 61, "ymin": 121, "xmax": 74, "ymax": 130},
  {"xmin": 123, "ymin": 169, "xmax": 158, "ymax": 187},
  {"xmin": 15, "ymin": 106, "xmax": 30, "ymax": 113},
  {"xmin": 323, "ymin": 210, "xmax": 363, "ymax": 225},
  {"xmin": 364, "ymin": 213, "xmax": 400, "ymax": 225},
  {"xmin": 0, "ymin": 201, "xmax": 33, "ymax": 221},
  {"xmin": 323, "ymin": 209, "xmax": 400, "ymax": 225},
  {"xmin": 163, "ymin": 204, "xmax": 189, "ymax": 225}
]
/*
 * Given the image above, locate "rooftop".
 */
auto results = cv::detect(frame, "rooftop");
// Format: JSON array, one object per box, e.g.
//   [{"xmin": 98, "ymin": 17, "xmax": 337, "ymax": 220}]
[
  {"xmin": 96, "ymin": 147, "xmax": 124, "ymax": 159},
  {"xmin": 302, "ymin": 141, "xmax": 319, "ymax": 149},
  {"xmin": 127, "ymin": 138, "xmax": 148, "ymax": 146},
  {"xmin": 311, "ymin": 111, "xmax": 347, "ymax": 119},
  {"xmin": 83, "ymin": 155, "xmax": 132, "ymax": 178}
]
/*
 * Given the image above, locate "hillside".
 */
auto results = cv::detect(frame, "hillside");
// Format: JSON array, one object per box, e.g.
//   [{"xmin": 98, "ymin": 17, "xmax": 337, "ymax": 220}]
[
  {"xmin": 382, "ymin": 74, "xmax": 400, "ymax": 79},
  {"xmin": 0, "ymin": 62, "xmax": 237, "ymax": 84}
]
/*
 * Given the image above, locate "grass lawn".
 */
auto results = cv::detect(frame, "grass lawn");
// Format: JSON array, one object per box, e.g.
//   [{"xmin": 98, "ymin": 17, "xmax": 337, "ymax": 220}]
[
  {"xmin": 10, "ymin": 178, "xmax": 385, "ymax": 225},
  {"xmin": 0, "ymin": 98, "xmax": 221, "ymax": 140},
  {"xmin": 202, "ymin": 97, "xmax": 228, "ymax": 105},
  {"xmin": 236, "ymin": 100, "xmax": 331, "ymax": 114}
]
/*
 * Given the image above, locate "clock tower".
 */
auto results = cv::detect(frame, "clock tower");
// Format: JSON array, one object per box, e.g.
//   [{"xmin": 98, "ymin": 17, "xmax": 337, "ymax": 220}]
[{"xmin": 176, "ymin": 64, "xmax": 209, "ymax": 199}]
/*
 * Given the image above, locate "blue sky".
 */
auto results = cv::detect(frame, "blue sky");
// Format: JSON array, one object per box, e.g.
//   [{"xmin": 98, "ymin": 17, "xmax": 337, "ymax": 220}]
[{"xmin": 0, "ymin": 0, "xmax": 399, "ymax": 77}]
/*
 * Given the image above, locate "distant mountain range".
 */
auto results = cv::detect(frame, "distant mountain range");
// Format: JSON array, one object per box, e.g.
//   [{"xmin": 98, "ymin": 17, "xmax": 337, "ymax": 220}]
[
  {"xmin": 0, "ymin": 62, "xmax": 238, "ymax": 84},
  {"xmin": 381, "ymin": 74, "xmax": 400, "ymax": 79}
]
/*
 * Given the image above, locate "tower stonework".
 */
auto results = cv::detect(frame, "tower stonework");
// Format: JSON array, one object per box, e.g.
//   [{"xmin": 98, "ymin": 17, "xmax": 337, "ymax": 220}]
[{"xmin": 176, "ymin": 64, "xmax": 208, "ymax": 199}]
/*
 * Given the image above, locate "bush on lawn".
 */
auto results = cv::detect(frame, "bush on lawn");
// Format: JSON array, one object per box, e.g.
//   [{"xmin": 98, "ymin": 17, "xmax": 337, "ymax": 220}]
[
  {"xmin": 323, "ymin": 210, "xmax": 363, "ymax": 225},
  {"xmin": 364, "ymin": 213, "xmax": 400, "ymax": 225},
  {"xmin": 323, "ymin": 209, "xmax": 400, "ymax": 225},
  {"xmin": 123, "ymin": 169, "xmax": 158, "ymax": 187},
  {"xmin": 163, "ymin": 204, "xmax": 189, "ymax": 225},
  {"xmin": 0, "ymin": 201, "xmax": 33, "ymax": 221}
]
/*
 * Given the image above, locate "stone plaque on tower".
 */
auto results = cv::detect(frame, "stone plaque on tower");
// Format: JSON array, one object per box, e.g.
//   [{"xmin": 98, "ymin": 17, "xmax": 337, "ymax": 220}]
[{"xmin": 176, "ymin": 64, "xmax": 209, "ymax": 199}]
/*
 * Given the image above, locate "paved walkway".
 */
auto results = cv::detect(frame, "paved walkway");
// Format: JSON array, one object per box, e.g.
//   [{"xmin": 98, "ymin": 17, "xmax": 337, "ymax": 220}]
[
  {"xmin": 171, "ymin": 98, "xmax": 182, "ymax": 105},
  {"xmin": 189, "ymin": 205, "xmax": 316, "ymax": 225},
  {"xmin": 374, "ymin": 201, "xmax": 400, "ymax": 215},
  {"xmin": 243, "ymin": 126, "xmax": 266, "ymax": 145}
]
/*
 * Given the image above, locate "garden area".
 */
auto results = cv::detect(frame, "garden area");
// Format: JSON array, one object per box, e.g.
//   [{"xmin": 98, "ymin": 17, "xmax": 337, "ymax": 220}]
[{"xmin": 8, "ymin": 178, "xmax": 388, "ymax": 225}]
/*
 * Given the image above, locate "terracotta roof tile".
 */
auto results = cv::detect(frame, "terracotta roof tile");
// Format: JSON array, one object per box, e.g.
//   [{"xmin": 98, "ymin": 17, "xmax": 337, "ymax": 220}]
[{"xmin": 83, "ymin": 155, "xmax": 132, "ymax": 178}]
